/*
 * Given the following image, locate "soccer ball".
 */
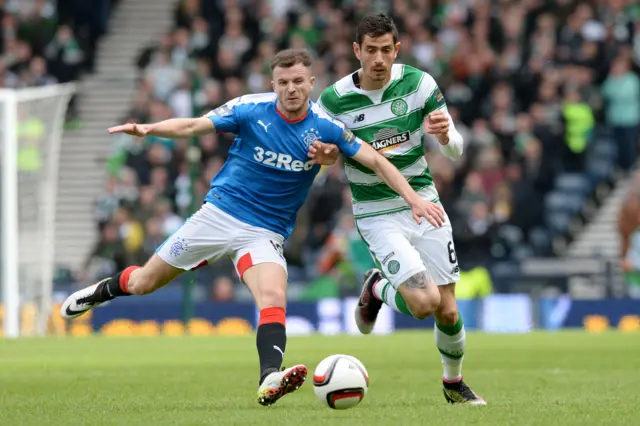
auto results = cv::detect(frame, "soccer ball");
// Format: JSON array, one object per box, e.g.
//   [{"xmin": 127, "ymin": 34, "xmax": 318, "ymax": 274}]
[{"xmin": 313, "ymin": 354, "xmax": 369, "ymax": 409}]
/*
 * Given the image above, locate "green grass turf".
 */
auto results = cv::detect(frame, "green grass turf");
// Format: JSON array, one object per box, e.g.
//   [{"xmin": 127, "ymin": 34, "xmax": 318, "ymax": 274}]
[{"xmin": 1, "ymin": 331, "xmax": 638, "ymax": 425}]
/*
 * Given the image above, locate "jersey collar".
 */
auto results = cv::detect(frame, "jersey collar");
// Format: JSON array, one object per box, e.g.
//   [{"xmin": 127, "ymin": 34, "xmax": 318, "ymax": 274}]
[
  {"xmin": 275, "ymin": 99, "xmax": 310, "ymax": 123},
  {"xmin": 349, "ymin": 64, "xmax": 403, "ymax": 95}
]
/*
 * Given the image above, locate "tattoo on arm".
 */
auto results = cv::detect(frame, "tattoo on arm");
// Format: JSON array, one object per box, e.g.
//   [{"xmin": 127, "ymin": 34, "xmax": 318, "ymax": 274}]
[{"xmin": 401, "ymin": 272, "xmax": 428, "ymax": 289}]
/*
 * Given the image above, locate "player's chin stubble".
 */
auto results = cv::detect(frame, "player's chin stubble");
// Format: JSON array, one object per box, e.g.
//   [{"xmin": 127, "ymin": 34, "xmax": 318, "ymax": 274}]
[
  {"xmin": 368, "ymin": 70, "xmax": 387, "ymax": 82},
  {"xmin": 284, "ymin": 97, "xmax": 308, "ymax": 114}
]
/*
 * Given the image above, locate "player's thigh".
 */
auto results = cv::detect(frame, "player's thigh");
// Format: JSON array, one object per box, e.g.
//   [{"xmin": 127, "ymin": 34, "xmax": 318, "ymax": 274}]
[
  {"xmin": 355, "ymin": 213, "xmax": 425, "ymax": 290},
  {"xmin": 232, "ymin": 228, "xmax": 288, "ymax": 310},
  {"xmin": 413, "ymin": 222, "xmax": 461, "ymax": 286},
  {"xmin": 156, "ymin": 203, "xmax": 233, "ymax": 272}
]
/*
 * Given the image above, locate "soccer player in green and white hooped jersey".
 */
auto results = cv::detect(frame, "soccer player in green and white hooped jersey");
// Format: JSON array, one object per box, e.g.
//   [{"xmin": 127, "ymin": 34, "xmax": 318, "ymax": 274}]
[{"xmin": 310, "ymin": 13, "xmax": 486, "ymax": 405}]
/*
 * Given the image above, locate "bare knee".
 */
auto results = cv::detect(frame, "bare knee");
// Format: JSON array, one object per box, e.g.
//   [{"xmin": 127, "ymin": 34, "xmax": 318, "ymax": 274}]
[
  {"xmin": 409, "ymin": 295, "xmax": 440, "ymax": 319},
  {"xmin": 127, "ymin": 269, "xmax": 165, "ymax": 295},
  {"xmin": 436, "ymin": 307, "xmax": 458, "ymax": 325},
  {"xmin": 400, "ymin": 272, "xmax": 440, "ymax": 319},
  {"xmin": 127, "ymin": 255, "xmax": 182, "ymax": 295},
  {"xmin": 241, "ymin": 262, "xmax": 288, "ymax": 310},
  {"xmin": 258, "ymin": 287, "xmax": 286, "ymax": 309},
  {"xmin": 435, "ymin": 284, "xmax": 458, "ymax": 325}
]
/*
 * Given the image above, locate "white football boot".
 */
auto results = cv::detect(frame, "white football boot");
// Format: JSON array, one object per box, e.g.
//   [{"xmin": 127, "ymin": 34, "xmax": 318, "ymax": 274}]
[
  {"xmin": 60, "ymin": 278, "xmax": 109, "ymax": 319},
  {"xmin": 257, "ymin": 364, "xmax": 307, "ymax": 406}
]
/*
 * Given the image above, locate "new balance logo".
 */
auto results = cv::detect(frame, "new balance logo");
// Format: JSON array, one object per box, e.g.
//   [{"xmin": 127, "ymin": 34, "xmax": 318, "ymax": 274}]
[
  {"xmin": 258, "ymin": 120, "xmax": 272, "ymax": 132},
  {"xmin": 273, "ymin": 345, "xmax": 284, "ymax": 359},
  {"xmin": 353, "ymin": 113, "xmax": 365, "ymax": 123}
]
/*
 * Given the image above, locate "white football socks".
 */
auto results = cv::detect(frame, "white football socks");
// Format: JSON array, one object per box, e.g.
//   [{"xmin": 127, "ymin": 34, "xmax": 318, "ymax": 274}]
[{"xmin": 434, "ymin": 316, "xmax": 465, "ymax": 382}]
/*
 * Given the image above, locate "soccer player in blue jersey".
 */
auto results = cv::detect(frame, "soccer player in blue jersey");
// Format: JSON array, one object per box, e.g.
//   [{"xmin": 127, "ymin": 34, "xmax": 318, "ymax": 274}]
[{"xmin": 61, "ymin": 49, "xmax": 445, "ymax": 406}]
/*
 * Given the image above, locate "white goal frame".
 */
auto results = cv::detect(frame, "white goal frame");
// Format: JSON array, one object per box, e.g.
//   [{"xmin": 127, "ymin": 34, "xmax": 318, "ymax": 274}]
[{"xmin": 1, "ymin": 83, "xmax": 76, "ymax": 338}]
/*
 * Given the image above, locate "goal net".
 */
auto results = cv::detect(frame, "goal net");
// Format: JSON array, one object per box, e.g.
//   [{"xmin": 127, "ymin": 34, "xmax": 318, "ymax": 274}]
[{"xmin": 1, "ymin": 83, "xmax": 76, "ymax": 338}]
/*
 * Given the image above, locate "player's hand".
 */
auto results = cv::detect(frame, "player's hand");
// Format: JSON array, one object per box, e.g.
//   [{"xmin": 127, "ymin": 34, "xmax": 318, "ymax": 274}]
[
  {"xmin": 407, "ymin": 196, "xmax": 445, "ymax": 227},
  {"xmin": 107, "ymin": 123, "xmax": 149, "ymax": 137},
  {"xmin": 425, "ymin": 111, "xmax": 450, "ymax": 145},
  {"xmin": 308, "ymin": 141, "xmax": 340, "ymax": 165},
  {"xmin": 622, "ymin": 258, "xmax": 634, "ymax": 273}
]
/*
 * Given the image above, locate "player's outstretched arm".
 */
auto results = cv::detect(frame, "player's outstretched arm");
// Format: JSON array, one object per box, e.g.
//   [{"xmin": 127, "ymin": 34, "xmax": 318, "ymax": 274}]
[
  {"xmin": 108, "ymin": 117, "xmax": 214, "ymax": 139},
  {"xmin": 351, "ymin": 143, "xmax": 445, "ymax": 227}
]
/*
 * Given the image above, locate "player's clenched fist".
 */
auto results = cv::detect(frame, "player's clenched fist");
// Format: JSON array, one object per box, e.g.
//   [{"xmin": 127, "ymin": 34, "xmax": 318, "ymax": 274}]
[
  {"xmin": 407, "ymin": 196, "xmax": 445, "ymax": 227},
  {"xmin": 107, "ymin": 123, "xmax": 150, "ymax": 137},
  {"xmin": 425, "ymin": 110, "xmax": 450, "ymax": 145}
]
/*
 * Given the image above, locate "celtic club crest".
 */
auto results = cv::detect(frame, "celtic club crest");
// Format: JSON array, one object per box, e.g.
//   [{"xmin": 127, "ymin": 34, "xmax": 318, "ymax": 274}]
[
  {"xmin": 301, "ymin": 128, "xmax": 320, "ymax": 148},
  {"xmin": 390, "ymin": 99, "xmax": 408, "ymax": 116},
  {"xmin": 387, "ymin": 259, "xmax": 400, "ymax": 274}
]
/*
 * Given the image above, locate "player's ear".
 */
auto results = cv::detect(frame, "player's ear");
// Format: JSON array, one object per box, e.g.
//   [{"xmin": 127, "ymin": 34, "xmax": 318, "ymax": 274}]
[
  {"xmin": 353, "ymin": 42, "xmax": 361, "ymax": 61},
  {"xmin": 309, "ymin": 75, "xmax": 315, "ymax": 88},
  {"xmin": 394, "ymin": 42, "xmax": 400, "ymax": 59},
  {"xmin": 271, "ymin": 79, "xmax": 275, "ymax": 92}
]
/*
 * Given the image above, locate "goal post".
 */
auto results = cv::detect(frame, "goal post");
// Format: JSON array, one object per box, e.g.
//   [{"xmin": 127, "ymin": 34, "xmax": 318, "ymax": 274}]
[
  {"xmin": 1, "ymin": 83, "xmax": 77, "ymax": 338},
  {"xmin": 1, "ymin": 90, "xmax": 19, "ymax": 338}
]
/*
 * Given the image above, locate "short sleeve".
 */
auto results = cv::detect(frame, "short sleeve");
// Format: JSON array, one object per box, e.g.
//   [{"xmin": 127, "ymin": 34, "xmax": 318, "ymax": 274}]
[
  {"xmin": 320, "ymin": 118, "xmax": 362, "ymax": 158},
  {"xmin": 421, "ymin": 74, "xmax": 447, "ymax": 117},
  {"xmin": 204, "ymin": 97, "xmax": 242, "ymax": 133},
  {"xmin": 317, "ymin": 89, "xmax": 339, "ymax": 118}
]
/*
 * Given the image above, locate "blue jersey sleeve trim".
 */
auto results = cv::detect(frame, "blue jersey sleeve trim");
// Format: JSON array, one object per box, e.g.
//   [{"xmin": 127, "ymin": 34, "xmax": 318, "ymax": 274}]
[
  {"xmin": 336, "ymin": 127, "xmax": 361, "ymax": 157},
  {"xmin": 205, "ymin": 99, "xmax": 241, "ymax": 133},
  {"xmin": 317, "ymin": 116, "xmax": 361, "ymax": 158},
  {"xmin": 204, "ymin": 93, "xmax": 277, "ymax": 134}
]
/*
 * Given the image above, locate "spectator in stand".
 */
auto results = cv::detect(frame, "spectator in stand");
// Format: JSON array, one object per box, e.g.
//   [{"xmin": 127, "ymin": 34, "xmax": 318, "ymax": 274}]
[
  {"xmin": 210, "ymin": 276, "xmax": 235, "ymax": 302},
  {"xmin": 0, "ymin": 0, "xmax": 111, "ymax": 123},
  {"xmin": 561, "ymin": 87, "xmax": 595, "ymax": 172},
  {"xmin": 20, "ymin": 55, "xmax": 57, "ymax": 86},
  {"xmin": 82, "ymin": 222, "xmax": 130, "ymax": 283},
  {"xmin": 602, "ymin": 54, "xmax": 640, "ymax": 171}
]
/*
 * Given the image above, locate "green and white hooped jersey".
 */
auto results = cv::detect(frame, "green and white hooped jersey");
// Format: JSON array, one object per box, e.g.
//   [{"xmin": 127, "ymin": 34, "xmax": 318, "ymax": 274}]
[{"xmin": 317, "ymin": 64, "xmax": 446, "ymax": 219}]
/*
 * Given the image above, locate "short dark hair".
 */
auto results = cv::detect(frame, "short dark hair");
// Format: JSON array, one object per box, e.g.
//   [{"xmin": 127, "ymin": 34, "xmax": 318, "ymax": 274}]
[
  {"xmin": 270, "ymin": 48, "xmax": 313, "ymax": 70},
  {"xmin": 356, "ymin": 13, "xmax": 398, "ymax": 45}
]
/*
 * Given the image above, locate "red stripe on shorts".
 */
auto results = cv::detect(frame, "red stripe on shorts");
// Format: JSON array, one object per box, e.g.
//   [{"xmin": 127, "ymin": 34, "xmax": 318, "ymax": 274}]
[
  {"xmin": 191, "ymin": 260, "xmax": 208, "ymax": 271},
  {"xmin": 236, "ymin": 253, "xmax": 253, "ymax": 279}
]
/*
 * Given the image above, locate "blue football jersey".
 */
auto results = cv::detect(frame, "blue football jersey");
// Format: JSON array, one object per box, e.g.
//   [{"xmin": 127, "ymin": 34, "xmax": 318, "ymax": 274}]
[{"xmin": 204, "ymin": 93, "xmax": 362, "ymax": 238}]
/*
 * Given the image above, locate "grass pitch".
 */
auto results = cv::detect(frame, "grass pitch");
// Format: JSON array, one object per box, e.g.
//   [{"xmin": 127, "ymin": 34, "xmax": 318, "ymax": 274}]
[{"xmin": 1, "ymin": 331, "xmax": 638, "ymax": 425}]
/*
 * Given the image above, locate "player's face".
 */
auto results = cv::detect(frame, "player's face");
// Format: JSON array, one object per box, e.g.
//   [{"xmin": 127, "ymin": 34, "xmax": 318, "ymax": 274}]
[
  {"xmin": 354, "ymin": 33, "xmax": 399, "ymax": 83},
  {"xmin": 272, "ymin": 63, "xmax": 315, "ymax": 114}
]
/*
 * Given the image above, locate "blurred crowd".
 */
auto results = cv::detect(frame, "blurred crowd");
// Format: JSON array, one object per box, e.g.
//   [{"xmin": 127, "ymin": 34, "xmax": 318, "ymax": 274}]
[
  {"xmin": 0, "ymin": 0, "xmax": 116, "ymax": 119},
  {"xmin": 91, "ymin": 0, "xmax": 640, "ymax": 299}
]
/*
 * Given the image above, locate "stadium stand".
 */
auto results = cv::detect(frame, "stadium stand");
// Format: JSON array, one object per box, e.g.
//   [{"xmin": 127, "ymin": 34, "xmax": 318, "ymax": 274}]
[
  {"xmin": 84, "ymin": 0, "xmax": 640, "ymax": 301},
  {"xmin": 0, "ymin": 0, "xmax": 116, "ymax": 117}
]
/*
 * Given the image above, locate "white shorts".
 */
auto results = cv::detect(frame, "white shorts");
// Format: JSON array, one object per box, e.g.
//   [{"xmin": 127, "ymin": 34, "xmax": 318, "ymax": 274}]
[
  {"xmin": 355, "ymin": 207, "xmax": 460, "ymax": 288},
  {"xmin": 156, "ymin": 203, "xmax": 287, "ymax": 279}
]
